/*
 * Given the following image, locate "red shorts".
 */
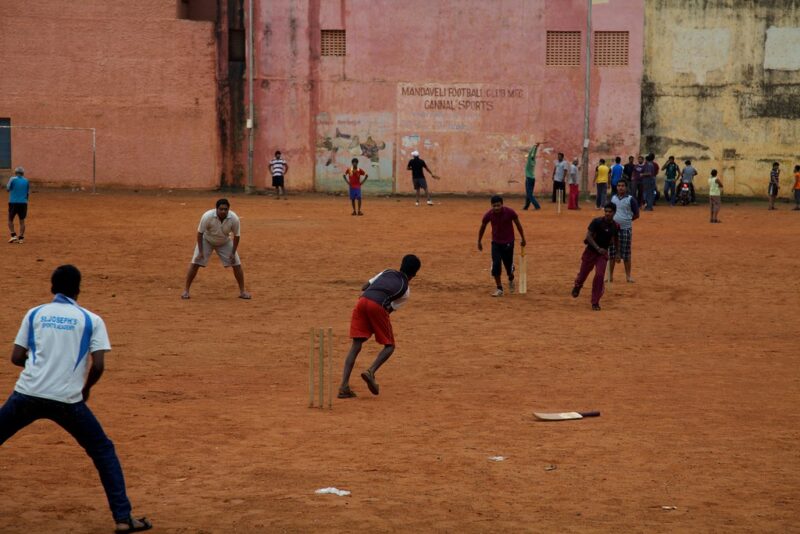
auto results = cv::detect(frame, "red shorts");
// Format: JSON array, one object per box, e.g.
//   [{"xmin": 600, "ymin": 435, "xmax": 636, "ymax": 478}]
[{"xmin": 349, "ymin": 297, "xmax": 395, "ymax": 345}]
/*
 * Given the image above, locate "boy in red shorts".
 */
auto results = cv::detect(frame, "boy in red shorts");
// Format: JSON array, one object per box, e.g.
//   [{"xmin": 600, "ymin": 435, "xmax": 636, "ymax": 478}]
[{"xmin": 338, "ymin": 254, "xmax": 422, "ymax": 398}]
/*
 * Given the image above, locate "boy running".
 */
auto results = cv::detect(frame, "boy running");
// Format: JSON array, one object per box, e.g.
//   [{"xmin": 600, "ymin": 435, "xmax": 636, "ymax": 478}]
[
  {"xmin": 572, "ymin": 203, "xmax": 620, "ymax": 311},
  {"xmin": 477, "ymin": 195, "xmax": 527, "ymax": 297},
  {"xmin": 343, "ymin": 158, "xmax": 368, "ymax": 215},
  {"xmin": 339, "ymin": 255, "xmax": 422, "ymax": 398}
]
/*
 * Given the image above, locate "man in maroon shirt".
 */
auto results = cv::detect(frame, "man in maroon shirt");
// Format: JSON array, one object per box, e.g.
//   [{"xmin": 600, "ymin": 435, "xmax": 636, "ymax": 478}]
[{"xmin": 477, "ymin": 195, "xmax": 527, "ymax": 297}]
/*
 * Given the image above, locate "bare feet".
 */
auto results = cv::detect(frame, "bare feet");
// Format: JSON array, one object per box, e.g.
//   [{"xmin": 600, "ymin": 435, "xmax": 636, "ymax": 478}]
[{"xmin": 239, "ymin": 291, "xmax": 252, "ymax": 299}]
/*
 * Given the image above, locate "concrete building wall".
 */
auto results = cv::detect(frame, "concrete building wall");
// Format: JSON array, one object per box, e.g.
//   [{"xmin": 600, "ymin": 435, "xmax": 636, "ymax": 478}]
[
  {"xmin": 255, "ymin": 0, "xmax": 644, "ymax": 194},
  {"xmin": 0, "ymin": 1, "xmax": 221, "ymax": 189},
  {"xmin": 642, "ymin": 0, "xmax": 800, "ymax": 196}
]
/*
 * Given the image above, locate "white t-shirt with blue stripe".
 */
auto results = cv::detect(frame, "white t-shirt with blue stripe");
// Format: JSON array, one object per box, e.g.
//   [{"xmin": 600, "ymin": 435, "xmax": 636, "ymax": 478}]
[{"xmin": 13, "ymin": 294, "xmax": 111, "ymax": 403}]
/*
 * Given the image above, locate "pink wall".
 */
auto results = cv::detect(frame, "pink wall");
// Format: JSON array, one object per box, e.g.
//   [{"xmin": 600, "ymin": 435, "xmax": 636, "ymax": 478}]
[
  {"xmin": 254, "ymin": 0, "xmax": 643, "ymax": 194},
  {"xmin": 0, "ymin": 1, "xmax": 221, "ymax": 189}
]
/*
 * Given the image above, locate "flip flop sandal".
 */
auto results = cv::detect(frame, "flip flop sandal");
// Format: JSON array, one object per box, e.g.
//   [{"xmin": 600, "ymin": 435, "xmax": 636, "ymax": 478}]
[
  {"xmin": 360, "ymin": 370, "xmax": 379, "ymax": 395},
  {"xmin": 337, "ymin": 387, "xmax": 357, "ymax": 399},
  {"xmin": 115, "ymin": 516, "xmax": 152, "ymax": 533}
]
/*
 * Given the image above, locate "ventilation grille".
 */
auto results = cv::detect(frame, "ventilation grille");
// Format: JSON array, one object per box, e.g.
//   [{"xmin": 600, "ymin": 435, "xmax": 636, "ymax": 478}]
[
  {"xmin": 594, "ymin": 31, "xmax": 629, "ymax": 66},
  {"xmin": 321, "ymin": 30, "xmax": 346, "ymax": 57},
  {"xmin": 546, "ymin": 31, "xmax": 582, "ymax": 66}
]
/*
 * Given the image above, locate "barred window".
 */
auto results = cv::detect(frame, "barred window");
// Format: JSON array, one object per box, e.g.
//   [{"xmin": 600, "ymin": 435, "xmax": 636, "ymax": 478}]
[
  {"xmin": 546, "ymin": 31, "xmax": 582, "ymax": 66},
  {"xmin": 321, "ymin": 30, "xmax": 346, "ymax": 57},
  {"xmin": 594, "ymin": 31, "xmax": 629, "ymax": 66}
]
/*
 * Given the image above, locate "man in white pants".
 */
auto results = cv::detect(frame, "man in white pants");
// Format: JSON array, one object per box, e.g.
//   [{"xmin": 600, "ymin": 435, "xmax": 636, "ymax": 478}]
[{"xmin": 182, "ymin": 198, "xmax": 251, "ymax": 299}]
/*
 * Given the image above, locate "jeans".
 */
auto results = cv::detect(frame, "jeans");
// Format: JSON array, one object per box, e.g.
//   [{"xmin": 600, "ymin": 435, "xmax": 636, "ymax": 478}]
[
  {"xmin": 665, "ymin": 180, "xmax": 677, "ymax": 205},
  {"xmin": 596, "ymin": 183, "xmax": 607, "ymax": 208},
  {"xmin": 0, "ymin": 391, "xmax": 132, "ymax": 522},
  {"xmin": 523, "ymin": 177, "xmax": 541, "ymax": 210},
  {"xmin": 643, "ymin": 177, "xmax": 656, "ymax": 210}
]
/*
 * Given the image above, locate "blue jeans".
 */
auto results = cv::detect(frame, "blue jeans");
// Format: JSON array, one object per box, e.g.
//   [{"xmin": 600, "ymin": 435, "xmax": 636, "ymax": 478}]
[
  {"xmin": 523, "ymin": 177, "xmax": 541, "ymax": 209},
  {"xmin": 595, "ymin": 183, "xmax": 607, "ymax": 208},
  {"xmin": 0, "ymin": 391, "xmax": 132, "ymax": 522},
  {"xmin": 643, "ymin": 177, "xmax": 657, "ymax": 210},
  {"xmin": 664, "ymin": 180, "xmax": 677, "ymax": 205}
]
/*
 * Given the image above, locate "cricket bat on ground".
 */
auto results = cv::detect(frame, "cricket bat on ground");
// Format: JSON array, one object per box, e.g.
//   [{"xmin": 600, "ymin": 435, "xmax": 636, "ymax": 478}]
[
  {"xmin": 519, "ymin": 246, "xmax": 527, "ymax": 294},
  {"xmin": 534, "ymin": 411, "xmax": 600, "ymax": 421}
]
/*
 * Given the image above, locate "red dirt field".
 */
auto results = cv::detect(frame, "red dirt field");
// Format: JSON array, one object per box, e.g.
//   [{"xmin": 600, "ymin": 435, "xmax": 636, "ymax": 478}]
[{"xmin": 0, "ymin": 190, "xmax": 798, "ymax": 533}]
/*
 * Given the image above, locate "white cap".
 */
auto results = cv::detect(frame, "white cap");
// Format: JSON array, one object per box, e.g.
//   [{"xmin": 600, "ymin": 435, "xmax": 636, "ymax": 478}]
[
  {"xmin": 411, "ymin": 151, "xmax": 419, "ymax": 157},
  {"xmin": 14, "ymin": 167, "xmax": 24, "ymax": 174}
]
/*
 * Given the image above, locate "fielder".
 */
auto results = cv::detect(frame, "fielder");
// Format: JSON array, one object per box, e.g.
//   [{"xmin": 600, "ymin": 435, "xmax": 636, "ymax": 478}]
[{"xmin": 182, "ymin": 198, "xmax": 251, "ymax": 299}]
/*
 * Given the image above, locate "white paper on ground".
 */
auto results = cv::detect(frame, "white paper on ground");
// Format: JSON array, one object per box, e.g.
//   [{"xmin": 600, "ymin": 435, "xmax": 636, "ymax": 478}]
[{"xmin": 315, "ymin": 487, "xmax": 351, "ymax": 496}]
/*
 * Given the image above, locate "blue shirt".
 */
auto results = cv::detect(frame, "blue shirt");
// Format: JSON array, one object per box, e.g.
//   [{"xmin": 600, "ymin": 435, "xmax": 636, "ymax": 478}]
[
  {"xmin": 7, "ymin": 176, "xmax": 29, "ymax": 204},
  {"xmin": 610, "ymin": 164, "xmax": 624, "ymax": 187}
]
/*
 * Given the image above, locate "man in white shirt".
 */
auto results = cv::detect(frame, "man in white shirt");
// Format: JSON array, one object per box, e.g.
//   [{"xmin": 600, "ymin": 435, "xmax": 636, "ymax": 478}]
[
  {"xmin": 182, "ymin": 198, "xmax": 251, "ymax": 299},
  {"xmin": 552, "ymin": 152, "xmax": 568, "ymax": 203},
  {"xmin": 0, "ymin": 265, "xmax": 152, "ymax": 533}
]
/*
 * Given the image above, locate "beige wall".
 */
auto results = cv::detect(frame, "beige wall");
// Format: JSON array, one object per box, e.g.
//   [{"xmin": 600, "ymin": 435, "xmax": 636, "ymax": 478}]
[
  {"xmin": 0, "ymin": 1, "xmax": 221, "ymax": 189},
  {"xmin": 643, "ymin": 0, "xmax": 800, "ymax": 196}
]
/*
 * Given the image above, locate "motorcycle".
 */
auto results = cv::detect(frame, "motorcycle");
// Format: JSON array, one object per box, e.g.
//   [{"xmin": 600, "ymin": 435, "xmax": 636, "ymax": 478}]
[{"xmin": 677, "ymin": 182, "xmax": 691, "ymax": 206}]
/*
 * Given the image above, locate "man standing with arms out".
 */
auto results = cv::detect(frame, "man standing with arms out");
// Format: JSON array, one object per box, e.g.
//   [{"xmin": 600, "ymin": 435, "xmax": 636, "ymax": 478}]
[
  {"xmin": 610, "ymin": 157, "xmax": 625, "ymax": 195},
  {"xmin": 594, "ymin": 158, "xmax": 610, "ymax": 209},
  {"xmin": 182, "ymin": 198, "xmax": 251, "ymax": 300},
  {"xmin": 567, "ymin": 158, "xmax": 580, "ymax": 210},
  {"xmin": 269, "ymin": 150, "xmax": 289, "ymax": 200},
  {"xmin": 572, "ymin": 203, "xmax": 620, "ymax": 311},
  {"xmin": 0, "ymin": 265, "xmax": 152, "ymax": 533},
  {"xmin": 338, "ymin": 255, "xmax": 421, "ymax": 399},
  {"xmin": 662, "ymin": 156, "xmax": 680, "ymax": 206},
  {"xmin": 608, "ymin": 181, "xmax": 639, "ymax": 284},
  {"xmin": 6, "ymin": 166, "xmax": 29, "ymax": 243},
  {"xmin": 522, "ymin": 143, "xmax": 541, "ymax": 210},
  {"xmin": 407, "ymin": 150, "xmax": 435, "ymax": 206},
  {"xmin": 477, "ymin": 195, "xmax": 527, "ymax": 297},
  {"xmin": 681, "ymin": 159, "xmax": 698, "ymax": 204},
  {"xmin": 768, "ymin": 161, "xmax": 780, "ymax": 210},
  {"xmin": 552, "ymin": 152, "xmax": 568, "ymax": 203}
]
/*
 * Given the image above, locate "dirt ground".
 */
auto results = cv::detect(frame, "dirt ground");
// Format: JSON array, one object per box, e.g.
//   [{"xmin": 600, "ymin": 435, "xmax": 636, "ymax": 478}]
[{"xmin": 0, "ymin": 190, "xmax": 798, "ymax": 533}]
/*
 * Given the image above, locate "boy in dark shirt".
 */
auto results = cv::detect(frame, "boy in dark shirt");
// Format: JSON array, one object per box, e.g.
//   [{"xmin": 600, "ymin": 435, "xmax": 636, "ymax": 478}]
[
  {"xmin": 339, "ymin": 254, "xmax": 422, "ymax": 399},
  {"xmin": 477, "ymin": 195, "xmax": 527, "ymax": 297},
  {"xmin": 572, "ymin": 203, "xmax": 620, "ymax": 310},
  {"xmin": 407, "ymin": 151, "xmax": 436, "ymax": 206}
]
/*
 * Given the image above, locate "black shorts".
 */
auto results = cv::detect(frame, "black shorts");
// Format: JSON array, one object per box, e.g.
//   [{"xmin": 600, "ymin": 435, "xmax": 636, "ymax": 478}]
[
  {"xmin": 8, "ymin": 203, "xmax": 27, "ymax": 220},
  {"xmin": 768, "ymin": 183, "xmax": 779, "ymax": 197},
  {"xmin": 491, "ymin": 241, "xmax": 515, "ymax": 278},
  {"xmin": 412, "ymin": 177, "xmax": 428, "ymax": 191},
  {"xmin": 272, "ymin": 175, "xmax": 285, "ymax": 188}
]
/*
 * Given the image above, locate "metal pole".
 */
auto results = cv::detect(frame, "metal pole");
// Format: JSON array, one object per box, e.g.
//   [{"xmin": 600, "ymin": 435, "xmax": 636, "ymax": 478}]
[
  {"xmin": 246, "ymin": 0, "xmax": 255, "ymax": 194},
  {"xmin": 92, "ymin": 128, "xmax": 97, "ymax": 194},
  {"xmin": 581, "ymin": 0, "xmax": 592, "ymax": 196}
]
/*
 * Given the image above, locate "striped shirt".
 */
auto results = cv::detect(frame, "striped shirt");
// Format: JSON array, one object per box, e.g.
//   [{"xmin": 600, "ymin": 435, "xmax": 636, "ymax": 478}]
[
  {"xmin": 269, "ymin": 158, "xmax": 288, "ymax": 177},
  {"xmin": 770, "ymin": 168, "xmax": 780, "ymax": 186}
]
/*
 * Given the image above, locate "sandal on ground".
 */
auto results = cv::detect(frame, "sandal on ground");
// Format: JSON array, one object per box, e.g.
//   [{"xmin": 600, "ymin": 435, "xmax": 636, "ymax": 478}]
[
  {"xmin": 357, "ymin": 211, "xmax": 364, "ymax": 216},
  {"xmin": 239, "ymin": 292, "xmax": 252, "ymax": 300},
  {"xmin": 180, "ymin": 292, "xmax": 190, "ymax": 299},
  {"xmin": 338, "ymin": 387, "xmax": 357, "ymax": 399},
  {"xmin": 115, "ymin": 516, "xmax": 152, "ymax": 533},
  {"xmin": 360, "ymin": 370, "xmax": 379, "ymax": 395},
  {"xmin": 592, "ymin": 304, "xmax": 601, "ymax": 311},
  {"xmin": 351, "ymin": 211, "xmax": 357, "ymax": 216}
]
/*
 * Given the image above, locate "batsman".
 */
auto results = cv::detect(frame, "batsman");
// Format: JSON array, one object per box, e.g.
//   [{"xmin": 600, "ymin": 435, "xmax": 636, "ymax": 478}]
[{"xmin": 338, "ymin": 255, "xmax": 422, "ymax": 399}]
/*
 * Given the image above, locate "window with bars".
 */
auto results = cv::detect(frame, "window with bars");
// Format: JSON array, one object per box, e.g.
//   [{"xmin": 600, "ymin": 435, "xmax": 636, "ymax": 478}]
[
  {"xmin": 546, "ymin": 31, "xmax": 582, "ymax": 66},
  {"xmin": 321, "ymin": 30, "xmax": 346, "ymax": 56},
  {"xmin": 593, "ymin": 31, "xmax": 629, "ymax": 66}
]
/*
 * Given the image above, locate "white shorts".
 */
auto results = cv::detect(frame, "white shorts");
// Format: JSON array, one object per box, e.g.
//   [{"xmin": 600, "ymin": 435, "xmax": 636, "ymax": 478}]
[{"xmin": 192, "ymin": 239, "xmax": 241, "ymax": 267}]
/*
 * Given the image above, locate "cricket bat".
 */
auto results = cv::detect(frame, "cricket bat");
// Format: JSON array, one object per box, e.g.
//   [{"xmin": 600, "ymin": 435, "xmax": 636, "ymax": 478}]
[
  {"xmin": 518, "ymin": 246, "xmax": 527, "ymax": 294},
  {"xmin": 534, "ymin": 411, "xmax": 600, "ymax": 421}
]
